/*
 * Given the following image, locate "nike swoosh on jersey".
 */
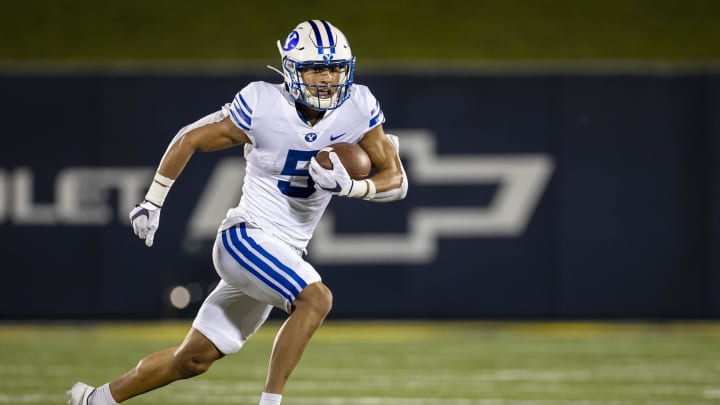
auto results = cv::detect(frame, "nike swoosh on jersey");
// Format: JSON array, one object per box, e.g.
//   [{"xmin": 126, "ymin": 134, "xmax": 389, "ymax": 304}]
[
  {"xmin": 329, "ymin": 132, "xmax": 347, "ymax": 141},
  {"xmin": 320, "ymin": 182, "xmax": 342, "ymax": 192}
]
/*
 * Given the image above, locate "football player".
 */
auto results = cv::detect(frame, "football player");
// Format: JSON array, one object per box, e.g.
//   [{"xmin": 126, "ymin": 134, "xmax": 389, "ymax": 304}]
[{"xmin": 68, "ymin": 19, "xmax": 407, "ymax": 405}]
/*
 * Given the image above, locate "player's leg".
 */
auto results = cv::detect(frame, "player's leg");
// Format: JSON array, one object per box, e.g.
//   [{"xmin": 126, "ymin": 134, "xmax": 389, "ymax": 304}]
[
  {"xmin": 67, "ymin": 327, "xmax": 223, "ymax": 405},
  {"xmin": 216, "ymin": 223, "xmax": 330, "ymax": 398},
  {"xmin": 108, "ymin": 326, "xmax": 223, "ymax": 402},
  {"xmin": 264, "ymin": 281, "xmax": 332, "ymax": 394},
  {"xmin": 68, "ymin": 257, "xmax": 275, "ymax": 404}
]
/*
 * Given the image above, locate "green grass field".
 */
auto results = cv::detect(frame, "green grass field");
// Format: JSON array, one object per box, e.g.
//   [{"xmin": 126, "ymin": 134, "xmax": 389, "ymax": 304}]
[{"xmin": 1, "ymin": 321, "xmax": 720, "ymax": 404}]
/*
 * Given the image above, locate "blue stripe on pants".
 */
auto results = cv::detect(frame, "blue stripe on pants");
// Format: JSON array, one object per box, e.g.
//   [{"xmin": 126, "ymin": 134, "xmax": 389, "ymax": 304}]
[
  {"xmin": 221, "ymin": 227, "xmax": 297, "ymax": 302},
  {"xmin": 238, "ymin": 223, "xmax": 308, "ymax": 291}
]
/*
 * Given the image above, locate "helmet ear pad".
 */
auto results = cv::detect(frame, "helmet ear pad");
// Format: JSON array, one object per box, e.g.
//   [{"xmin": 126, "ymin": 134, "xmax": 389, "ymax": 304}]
[{"xmin": 276, "ymin": 20, "xmax": 355, "ymax": 111}]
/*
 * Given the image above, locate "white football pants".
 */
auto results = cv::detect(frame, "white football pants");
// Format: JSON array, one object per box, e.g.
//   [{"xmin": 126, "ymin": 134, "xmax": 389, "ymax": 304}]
[{"xmin": 192, "ymin": 222, "xmax": 321, "ymax": 354}]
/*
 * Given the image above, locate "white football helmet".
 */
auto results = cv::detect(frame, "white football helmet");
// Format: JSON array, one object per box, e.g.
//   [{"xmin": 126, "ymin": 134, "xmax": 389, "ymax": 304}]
[{"xmin": 276, "ymin": 20, "xmax": 355, "ymax": 111}]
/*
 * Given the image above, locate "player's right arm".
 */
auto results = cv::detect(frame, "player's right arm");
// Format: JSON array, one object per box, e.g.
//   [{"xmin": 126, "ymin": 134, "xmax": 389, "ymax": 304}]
[
  {"xmin": 157, "ymin": 115, "xmax": 249, "ymax": 180},
  {"xmin": 130, "ymin": 115, "xmax": 249, "ymax": 247}
]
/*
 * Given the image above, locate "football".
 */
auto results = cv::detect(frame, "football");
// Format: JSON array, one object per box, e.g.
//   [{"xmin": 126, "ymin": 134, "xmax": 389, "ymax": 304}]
[{"xmin": 315, "ymin": 142, "xmax": 371, "ymax": 180}]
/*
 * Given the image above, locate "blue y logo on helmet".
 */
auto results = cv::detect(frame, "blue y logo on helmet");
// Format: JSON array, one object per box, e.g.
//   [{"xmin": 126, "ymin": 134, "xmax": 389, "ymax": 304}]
[{"xmin": 283, "ymin": 31, "xmax": 300, "ymax": 51}]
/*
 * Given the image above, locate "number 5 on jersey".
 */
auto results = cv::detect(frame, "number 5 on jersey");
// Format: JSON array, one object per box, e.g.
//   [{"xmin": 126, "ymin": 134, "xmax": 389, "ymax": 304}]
[{"xmin": 277, "ymin": 149, "xmax": 317, "ymax": 198}]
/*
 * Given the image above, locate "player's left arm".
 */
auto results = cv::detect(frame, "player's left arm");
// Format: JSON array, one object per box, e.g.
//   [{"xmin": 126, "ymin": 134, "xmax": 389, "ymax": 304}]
[
  {"xmin": 129, "ymin": 116, "xmax": 248, "ymax": 247},
  {"xmin": 360, "ymin": 125, "xmax": 408, "ymax": 201}
]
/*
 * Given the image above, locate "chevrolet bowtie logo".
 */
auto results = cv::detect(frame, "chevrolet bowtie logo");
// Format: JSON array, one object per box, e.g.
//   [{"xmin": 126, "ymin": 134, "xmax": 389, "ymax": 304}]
[{"xmin": 309, "ymin": 129, "xmax": 555, "ymax": 264}]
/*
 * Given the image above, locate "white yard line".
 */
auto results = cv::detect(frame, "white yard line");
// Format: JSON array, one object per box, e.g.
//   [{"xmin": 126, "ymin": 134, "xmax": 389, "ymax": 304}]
[{"xmin": 0, "ymin": 393, "xmax": 62, "ymax": 403}]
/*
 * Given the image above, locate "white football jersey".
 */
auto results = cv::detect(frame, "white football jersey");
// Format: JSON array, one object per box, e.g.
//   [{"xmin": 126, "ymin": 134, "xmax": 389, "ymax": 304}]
[{"xmin": 215, "ymin": 81, "xmax": 384, "ymax": 250}]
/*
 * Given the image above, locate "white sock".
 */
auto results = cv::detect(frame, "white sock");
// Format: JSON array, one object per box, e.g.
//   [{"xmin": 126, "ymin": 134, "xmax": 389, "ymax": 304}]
[
  {"xmin": 88, "ymin": 383, "xmax": 119, "ymax": 405},
  {"xmin": 258, "ymin": 392, "xmax": 282, "ymax": 405}
]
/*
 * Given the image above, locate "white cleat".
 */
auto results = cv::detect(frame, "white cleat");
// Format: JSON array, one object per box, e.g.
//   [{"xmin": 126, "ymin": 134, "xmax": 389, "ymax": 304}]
[{"xmin": 66, "ymin": 382, "xmax": 95, "ymax": 405}]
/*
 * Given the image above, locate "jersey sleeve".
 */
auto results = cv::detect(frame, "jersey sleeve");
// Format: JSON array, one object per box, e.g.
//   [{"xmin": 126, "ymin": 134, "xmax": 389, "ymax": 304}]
[
  {"xmin": 355, "ymin": 85, "xmax": 385, "ymax": 131},
  {"xmin": 368, "ymin": 97, "xmax": 385, "ymax": 130},
  {"xmin": 227, "ymin": 82, "xmax": 259, "ymax": 136}
]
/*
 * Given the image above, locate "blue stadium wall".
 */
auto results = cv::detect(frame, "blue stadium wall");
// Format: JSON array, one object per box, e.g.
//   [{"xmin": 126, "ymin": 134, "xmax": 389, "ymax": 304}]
[{"xmin": 1, "ymin": 70, "xmax": 718, "ymax": 319}]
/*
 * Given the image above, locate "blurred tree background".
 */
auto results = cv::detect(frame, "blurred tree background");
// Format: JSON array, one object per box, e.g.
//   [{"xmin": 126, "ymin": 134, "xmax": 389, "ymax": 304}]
[{"xmin": 1, "ymin": 0, "xmax": 719, "ymax": 69}]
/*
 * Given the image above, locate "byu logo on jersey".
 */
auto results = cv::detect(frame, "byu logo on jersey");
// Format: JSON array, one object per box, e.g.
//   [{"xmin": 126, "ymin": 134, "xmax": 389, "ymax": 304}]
[
  {"xmin": 283, "ymin": 31, "xmax": 300, "ymax": 51},
  {"xmin": 304, "ymin": 132, "xmax": 318, "ymax": 142}
]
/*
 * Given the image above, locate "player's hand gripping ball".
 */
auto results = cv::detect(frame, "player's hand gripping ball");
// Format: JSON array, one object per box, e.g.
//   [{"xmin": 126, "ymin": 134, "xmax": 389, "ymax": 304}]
[{"xmin": 315, "ymin": 142, "xmax": 371, "ymax": 180}]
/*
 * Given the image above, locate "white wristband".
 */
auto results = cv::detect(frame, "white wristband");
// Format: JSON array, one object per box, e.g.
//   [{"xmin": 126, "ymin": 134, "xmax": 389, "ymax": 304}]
[
  {"xmin": 345, "ymin": 179, "xmax": 376, "ymax": 200},
  {"xmin": 145, "ymin": 172, "xmax": 175, "ymax": 207}
]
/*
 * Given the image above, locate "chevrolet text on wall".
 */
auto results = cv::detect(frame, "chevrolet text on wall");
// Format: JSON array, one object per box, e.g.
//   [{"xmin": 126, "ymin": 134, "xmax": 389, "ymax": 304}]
[{"xmin": 0, "ymin": 129, "xmax": 554, "ymax": 264}]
